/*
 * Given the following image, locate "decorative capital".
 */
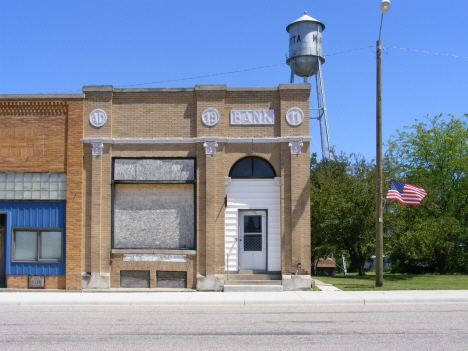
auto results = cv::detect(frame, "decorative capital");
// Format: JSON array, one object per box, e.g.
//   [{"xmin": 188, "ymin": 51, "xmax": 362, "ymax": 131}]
[
  {"xmin": 274, "ymin": 177, "xmax": 281, "ymax": 185},
  {"xmin": 225, "ymin": 177, "xmax": 232, "ymax": 186},
  {"xmin": 288, "ymin": 140, "xmax": 303, "ymax": 155},
  {"xmin": 203, "ymin": 141, "xmax": 218, "ymax": 155},
  {"xmin": 91, "ymin": 142, "xmax": 104, "ymax": 156}
]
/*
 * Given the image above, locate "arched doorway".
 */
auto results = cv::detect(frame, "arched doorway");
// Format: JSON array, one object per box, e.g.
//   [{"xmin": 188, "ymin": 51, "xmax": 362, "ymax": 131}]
[{"xmin": 225, "ymin": 157, "xmax": 280, "ymax": 272}]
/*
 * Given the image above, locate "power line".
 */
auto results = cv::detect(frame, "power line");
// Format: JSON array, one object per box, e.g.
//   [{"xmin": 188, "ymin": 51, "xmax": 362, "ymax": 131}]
[
  {"xmin": 326, "ymin": 45, "xmax": 375, "ymax": 57},
  {"xmin": 51, "ymin": 45, "xmax": 466, "ymax": 93},
  {"xmin": 116, "ymin": 46, "xmax": 376, "ymax": 88},
  {"xmin": 117, "ymin": 63, "xmax": 286, "ymax": 88},
  {"xmin": 385, "ymin": 45, "xmax": 468, "ymax": 60}
]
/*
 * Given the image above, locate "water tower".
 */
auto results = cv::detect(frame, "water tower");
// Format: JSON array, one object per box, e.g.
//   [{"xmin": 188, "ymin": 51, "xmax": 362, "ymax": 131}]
[{"xmin": 286, "ymin": 12, "xmax": 331, "ymax": 159}]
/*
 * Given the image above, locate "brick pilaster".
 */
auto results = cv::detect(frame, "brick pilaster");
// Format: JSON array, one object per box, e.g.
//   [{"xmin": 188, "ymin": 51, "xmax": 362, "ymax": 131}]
[{"xmin": 65, "ymin": 100, "xmax": 84, "ymax": 290}]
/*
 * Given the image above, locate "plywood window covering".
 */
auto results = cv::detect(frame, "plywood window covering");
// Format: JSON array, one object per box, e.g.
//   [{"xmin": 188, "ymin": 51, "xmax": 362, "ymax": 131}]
[
  {"xmin": 157, "ymin": 271, "xmax": 187, "ymax": 288},
  {"xmin": 120, "ymin": 271, "xmax": 150, "ymax": 288},
  {"xmin": 113, "ymin": 158, "xmax": 195, "ymax": 250}
]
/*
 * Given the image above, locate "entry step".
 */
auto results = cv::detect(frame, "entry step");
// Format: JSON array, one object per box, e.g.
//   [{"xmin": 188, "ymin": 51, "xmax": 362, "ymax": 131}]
[
  {"xmin": 226, "ymin": 274, "xmax": 282, "ymax": 281},
  {"xmin": 224, "ymin": 280, "xmax": 282, "ymax": 285},
  {"xmin": 223, "ymin": 285, "xmax": 283, "ymax": 292}
]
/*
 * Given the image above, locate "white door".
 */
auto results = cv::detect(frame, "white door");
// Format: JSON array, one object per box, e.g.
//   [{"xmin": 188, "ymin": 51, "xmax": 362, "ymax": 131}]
[{"xmin": 239, "ymin": 210, "xmax": 266, "ymax": 270}]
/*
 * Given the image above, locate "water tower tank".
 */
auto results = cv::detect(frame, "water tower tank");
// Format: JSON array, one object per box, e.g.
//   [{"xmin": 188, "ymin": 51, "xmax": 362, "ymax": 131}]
[{"xmin": 286, "ymin": 12, "xmax": 325, "ymax": 78}]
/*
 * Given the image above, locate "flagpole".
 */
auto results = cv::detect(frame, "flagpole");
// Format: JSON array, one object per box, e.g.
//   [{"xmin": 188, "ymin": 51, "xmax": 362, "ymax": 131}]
[{"xmin": 376, "ymin": 0, "xmax": 391, "ymax": 288}]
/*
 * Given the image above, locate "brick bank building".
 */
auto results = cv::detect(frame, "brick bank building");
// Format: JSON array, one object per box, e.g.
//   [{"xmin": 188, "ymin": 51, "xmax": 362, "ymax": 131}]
[{"xmin": 0, "ymin": 83, "xmax": 312, "ymax": 291}]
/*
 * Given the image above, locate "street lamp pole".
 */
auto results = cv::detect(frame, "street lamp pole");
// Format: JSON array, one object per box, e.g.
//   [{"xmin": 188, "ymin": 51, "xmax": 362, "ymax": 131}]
[{"xmin": 376, "ymin": 0, "xmax": 390, "ymax": 288}]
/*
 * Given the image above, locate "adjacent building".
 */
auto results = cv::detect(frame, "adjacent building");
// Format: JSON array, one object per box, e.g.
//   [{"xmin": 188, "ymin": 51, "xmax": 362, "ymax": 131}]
[{"xmin": 0, "ymin": 95, "xmax": 83, "ymax": 290}]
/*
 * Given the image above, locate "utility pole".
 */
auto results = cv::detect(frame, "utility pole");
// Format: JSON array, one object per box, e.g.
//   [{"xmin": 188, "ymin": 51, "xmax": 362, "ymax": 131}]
[{"xmin": 375, "ymin": 0, "xmax": 391, "ymax": 288}]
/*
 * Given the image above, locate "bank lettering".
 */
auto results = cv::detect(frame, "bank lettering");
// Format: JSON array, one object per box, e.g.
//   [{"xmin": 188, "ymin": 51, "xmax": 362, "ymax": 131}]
[{"xmin": 230, "ymin": 110, "xmax": 274, "ymax": 125}]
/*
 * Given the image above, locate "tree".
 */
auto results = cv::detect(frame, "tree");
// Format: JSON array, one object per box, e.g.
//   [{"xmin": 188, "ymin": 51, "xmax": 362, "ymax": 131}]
[
  {"xmin": 310, "ymin": 153, "xmax": 375, "ymax": 276},
  {"xmin": 386, "ymin": 114, "xmax": 468, "ymax": 273}
]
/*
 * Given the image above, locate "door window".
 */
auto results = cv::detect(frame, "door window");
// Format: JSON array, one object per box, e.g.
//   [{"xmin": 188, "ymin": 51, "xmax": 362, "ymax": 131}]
[{"xmin": 243, "ymin": 215, "xmax": 262, "ymax": 251}]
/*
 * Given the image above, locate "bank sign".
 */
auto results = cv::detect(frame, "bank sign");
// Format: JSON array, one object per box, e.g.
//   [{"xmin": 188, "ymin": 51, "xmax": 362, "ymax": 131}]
[{"xmin": 230, "ymin": 109, "xmax": 274, "ymax": 125}]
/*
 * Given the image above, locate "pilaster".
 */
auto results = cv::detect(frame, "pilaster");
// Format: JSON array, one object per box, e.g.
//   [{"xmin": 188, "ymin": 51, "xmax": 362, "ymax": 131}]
[{"xmin": 65, "ymin": 99, "xmax": 83, "ymax": 290}]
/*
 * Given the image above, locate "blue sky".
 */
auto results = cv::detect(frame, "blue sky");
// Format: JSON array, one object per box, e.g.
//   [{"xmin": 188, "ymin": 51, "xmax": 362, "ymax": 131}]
[{"xmin": 1, "ymin": 0, "xmax": 467, "ymax": 160}]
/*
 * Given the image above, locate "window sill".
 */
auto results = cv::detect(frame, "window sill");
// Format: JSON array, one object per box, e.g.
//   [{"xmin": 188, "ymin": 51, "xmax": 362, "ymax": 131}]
[{"xmin": 111, "ymin": 249, "xmax": 196, "ymax": 255}]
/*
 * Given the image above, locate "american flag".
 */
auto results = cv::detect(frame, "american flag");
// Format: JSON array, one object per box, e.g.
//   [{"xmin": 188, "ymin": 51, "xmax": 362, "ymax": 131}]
[{"xmin": 386, "ymin": 180, "xmax": 427, "ymax": 206}]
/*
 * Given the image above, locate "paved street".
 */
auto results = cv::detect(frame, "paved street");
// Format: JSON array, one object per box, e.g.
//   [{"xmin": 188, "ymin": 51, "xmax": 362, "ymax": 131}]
[{"xmin": 1, "ymin": 303, "xmax": 467, "ymax": 350}]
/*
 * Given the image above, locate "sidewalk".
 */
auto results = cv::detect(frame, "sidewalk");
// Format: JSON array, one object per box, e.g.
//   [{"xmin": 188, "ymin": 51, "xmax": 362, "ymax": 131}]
[
  {"xmin": 1, "ymin": 289, "xmax": 468, "ymax": 306},
  {"xmin": 314, "ymin": 279, "xmax": 341, "ymax": 291}
]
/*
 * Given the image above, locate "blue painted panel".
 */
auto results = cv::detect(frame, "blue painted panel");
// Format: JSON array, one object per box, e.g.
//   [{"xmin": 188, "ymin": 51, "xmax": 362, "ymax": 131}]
[{"xmin": 0, "ymin": 202, "xmax": 66, "ymax": 276}]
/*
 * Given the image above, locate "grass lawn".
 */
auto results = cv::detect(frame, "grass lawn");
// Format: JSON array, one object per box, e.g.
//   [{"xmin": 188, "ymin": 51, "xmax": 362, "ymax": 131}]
[{"xmin": 315, "ymin": 272, "xmax": 468, "ymax": 291}]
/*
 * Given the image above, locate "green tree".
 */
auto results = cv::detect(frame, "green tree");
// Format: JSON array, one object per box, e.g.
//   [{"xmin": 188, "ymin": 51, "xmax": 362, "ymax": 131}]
[
  {"xmin": 310, "ymin": 153, "xmax": 375, "ymax": 276},
  {"xmin": 386, "ymin": 114, "xmax": 468, "ymax": 273}
]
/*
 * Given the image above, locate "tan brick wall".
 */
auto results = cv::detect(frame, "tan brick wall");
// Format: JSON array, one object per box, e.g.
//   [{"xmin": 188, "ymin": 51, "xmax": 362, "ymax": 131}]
[
  {"xmin": 82, "ymin": 144, "xmax": 92, "ymax": 274},
  {"xmin": 196, "ymin": 86, "xmax": 227, "ymax": 138},
  {"xmin": 112, "ymin": 92, "xmax": 197, "ymax": 139},
  {"xmin": 110, "ymin": 254, "xmax": 196, "ymax": 289},
  {"xmin": 46, "ymin": 275, "xmax": 66, "ymax": 289},
  {"xmin": 280, "ymin": 142, "xmax": 292, "ymax": 274},
  {"xmin": 5, "ymin": 275, "xmax": 27, "ymax": 288},
  {"xmin": 5, "ymin": 275, "xmax": 65, "ymax": 289},
  {"xmin": 82, "ymin": 84, "xmax": 312, "ymax": 288},
  {"xmin": 196, "ymin": 143, "xmax": 206, "ymax": 276},
  {"xmin": 279, "ymin": 85, "xmax": 310, "ymax": 137},
  {"xmin": 83, "ymin": 88, "xmax": 113, "ymax": 139}
]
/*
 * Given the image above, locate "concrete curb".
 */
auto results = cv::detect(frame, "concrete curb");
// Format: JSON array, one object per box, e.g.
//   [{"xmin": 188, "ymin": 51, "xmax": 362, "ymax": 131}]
[{"xmin": 1, "ymin": 290, "xmax": 468, "ymax": 306}]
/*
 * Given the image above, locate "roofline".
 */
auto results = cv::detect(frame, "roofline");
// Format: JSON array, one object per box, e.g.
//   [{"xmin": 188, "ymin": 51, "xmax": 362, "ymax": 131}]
[
  {"xmin": 83, "ymin": 84, "xmax": 311, "ymax": 93},
  {"xmin": 0, "ymin": 94, "xmax": 84, "ymax": 100}
]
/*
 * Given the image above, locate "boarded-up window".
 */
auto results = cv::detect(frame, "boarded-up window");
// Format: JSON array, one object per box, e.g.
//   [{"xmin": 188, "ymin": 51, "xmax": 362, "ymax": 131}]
[
  {"xmin": 113, "ymin": 158, "xmax": 195, "ymax": 250},
  {"xmin": 157, "ymin": 271, "xmax": 187, "ymax": 288},
  {"xmin": 114, "ymin": 159, "xmax": 194, "ymax": 181},
  {"xmin": 120, "ymin": 271, "xmax": 150, "ymax": 288}
]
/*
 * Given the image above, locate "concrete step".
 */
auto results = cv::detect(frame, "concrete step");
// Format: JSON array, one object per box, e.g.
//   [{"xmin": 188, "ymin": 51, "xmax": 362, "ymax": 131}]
[
  {"xmin": 224, "ymin": 280, "xmax": 282, "ymax": 286},
  {"xmin": 226, "ymin": 274, "xmax": 282, "ymax": 281},
  {"xmin": 223, "ymin": 285, "xmax": 283, "ymax": 292},
  {"xmin": 237, "ymin": 270, "xmax": 280, "ymax": 274}
]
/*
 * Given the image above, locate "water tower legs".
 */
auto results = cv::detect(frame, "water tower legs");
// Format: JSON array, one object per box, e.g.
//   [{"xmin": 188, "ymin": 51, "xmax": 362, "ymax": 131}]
[
  {"xmin": 309, "ymin": 59, "xmax": 331, "ymax": 160},
  {"xmin": 289, "ymin": 59, "xmax": 296, "ymax": 83},
  {"xmin": 290, "ymin": 58, "xmax": 331, "ymax": 160}
]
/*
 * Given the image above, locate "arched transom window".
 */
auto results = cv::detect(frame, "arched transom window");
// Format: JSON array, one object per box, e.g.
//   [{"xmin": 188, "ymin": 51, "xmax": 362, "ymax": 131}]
[{"xmin": 229, "ymin": 156, "xmax": 276, "ymax": 178}]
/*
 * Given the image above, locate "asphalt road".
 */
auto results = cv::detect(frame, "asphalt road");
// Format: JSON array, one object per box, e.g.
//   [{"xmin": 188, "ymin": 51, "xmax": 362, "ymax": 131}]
[{"xmin": 1, "ymin": 304, "xmax": 467, "ymax": 350}]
